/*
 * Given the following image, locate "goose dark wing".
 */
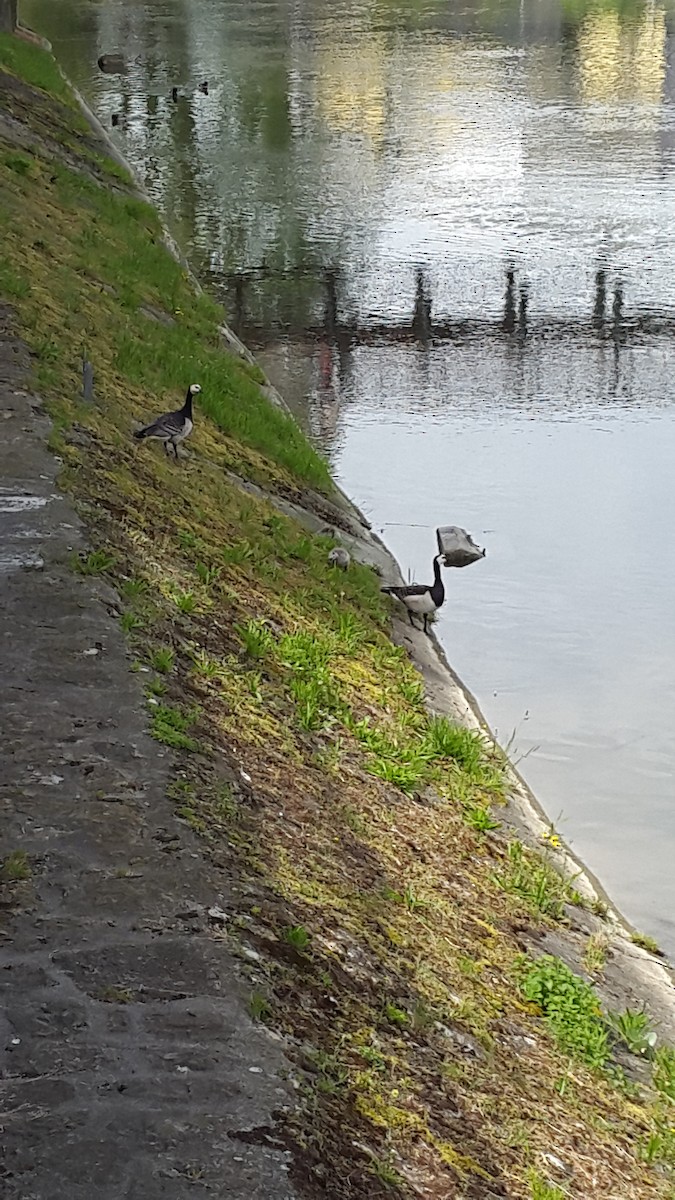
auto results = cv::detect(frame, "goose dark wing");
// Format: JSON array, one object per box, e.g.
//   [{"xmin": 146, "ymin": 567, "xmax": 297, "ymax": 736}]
[
  {"xmin": 140, "ymin": 408, "xmax": 185, "ymax": 437},
  {"xmin": 381, "ymin": 583, "xmax": 428, "ymax": 600}
]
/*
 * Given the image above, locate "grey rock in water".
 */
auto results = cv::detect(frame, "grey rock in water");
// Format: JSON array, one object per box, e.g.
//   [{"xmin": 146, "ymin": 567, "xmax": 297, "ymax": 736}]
[
  {"xmin": 97, "ymin": 53, "xmax": 125, "ymax": 74},
  {"xmin": 328, "ymin": 547, "xmax": 351, "ymax": 571},
  {"xmin": 436, "ymin": 525, "xmax": 486, "ymax": 568}
]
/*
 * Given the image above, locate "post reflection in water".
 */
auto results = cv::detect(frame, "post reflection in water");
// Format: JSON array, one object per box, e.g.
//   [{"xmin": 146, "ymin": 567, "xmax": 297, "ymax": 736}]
[{"xmin": 24, "ymin": 0, "xmax": 675, "ymax": 953}]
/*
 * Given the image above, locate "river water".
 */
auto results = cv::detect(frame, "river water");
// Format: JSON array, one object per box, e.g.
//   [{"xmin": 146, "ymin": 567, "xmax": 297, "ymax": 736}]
[{"xmin": 25, "ymin": 0, "xmax": 675, "ymax": 957}]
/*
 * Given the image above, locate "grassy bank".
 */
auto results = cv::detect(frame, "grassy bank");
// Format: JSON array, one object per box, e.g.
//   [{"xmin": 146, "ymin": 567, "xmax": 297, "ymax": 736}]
[{"xmin": 1, "ymin": 32, "xmax": 674, "ymax": 1199}]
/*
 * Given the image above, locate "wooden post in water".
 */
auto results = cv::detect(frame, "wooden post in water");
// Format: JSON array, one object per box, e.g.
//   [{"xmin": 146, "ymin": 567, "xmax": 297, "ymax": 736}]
[
  {"xmin": 518, "ymin": 284, "xmax": 528, "ymax": 339},
  {"xmin": 0, "ymin": 0, "xmax": 17, "ymax": 32},
  {"xmin": 593, "ymin": 268, "xmax": 607, "ymax": 328},
  {"xmin": 82, "ymin": 359, "xmax": 94, "ymax": 403},
  {"xmin": 412, "ymin": 267, "xmax": 432, "ymax": 344},
  {"xmin": 612, "ymin": 280, "xmax": 624, "ymax": 344},
  {"xmin": 502, "ymin": 266, "xmax": 516, "ymax": 333},
  {"xmin": 324, "ymin": 269, "xmax": 339, "ymax": 340}
]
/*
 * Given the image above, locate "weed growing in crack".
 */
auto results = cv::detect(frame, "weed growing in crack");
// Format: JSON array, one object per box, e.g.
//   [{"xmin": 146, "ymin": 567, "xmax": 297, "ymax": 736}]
[
  {"xmin": 249, "ymin": 991, "xmax": 271, "ymax": 1022},
  {"xmin": 121, "ymin": 577, "xmax": 149, "ymax": 600},
  {"xmin": 368, "ymin": 749, "xmax": 430, "ymax": 795},
  {"xmin": 383, "ymin": 1001, "xmax": 408, "ymax": 1027},
  {"xmin": 75, "ymin": 548, "xmax": 116, "ymax": 575},
  {"xmin": 173, "ymin": 589, "xmax": 197, "ymax": 615},
  {"xmin": 527, "ymin": 1170, "xmax": 566, "ymax": 1200},
  {"xmin": 245, "ymin": 670, "xmax": 263, "ymax": 701},
  {"xmin": 120, "ymin": 610, "xmax": 144, "ymax": 633},
  {"xmin": 631, "ymin": 930, "xmax": 662, "ymax": 956},
  {"xmin": 422, "ymin": 717, "xmax": 505, "ymax": 796},
  {"xmin": 177, "ymin": 529, "xmax": 201, "ymax": 553},
  {"xmin": 283, "ymin": 925, "xmax": 311, "ymax": 951},
  {"xmin": 642, "ymin": 1117, "xmax": 675, "ymax": 1168},
  {"xmin": 582, "ymin": 932, "xmax": 609, "ymax": 976},
  {"xmin": 280, "ymin": 630, "xmax": 342, "ymax": 732},
  {"xmin": 236, "ymin": 618, "xmax": 274, "ymax": 660},
  {"xmin": 403, "ymin": 885, "xmax": 426, "ymax": 913},
  {"xmin": 191, "ymin": 649, "xmax": 222, "ymax": 679},
  {"xmin": 371, "ymin": 1157, "xmax": 405, "ymax": 1189},
  {"xmin": 2, "ymin": 850, "xmax": 30, "ymax": 883},
  {"xmin": 98, "ymin": 985, "xmax": 133, "ymax": 1004},
  {"xmin": 149, "ymin": 646, "xmax": 175, "ymax": 674},
  {"xmin": 290, "ymin": 675, "xmax": 339, "ymax": 732},
  {"xmin": 653, "ymin": 1045, "xmax": 675, "ymax": 1100},
  {"xmin": 607, "ymin": 1007, "xmax": 656, "ymax": 1057},
  {"xmin": 223, "ymin": 539, "xmax": 256, "ymax": 566},
  {"xmin": 398, "ymin": 674, "xmax": 425, "ymax": 706},
  {"xmin": 494, "ymin": 841, "xmax": 584, "ymax": 920},
  {"xmin": 195, "ymin": 561, "xmax": 221, "ymax": 587},
  {"xmin": 464, "ymin": 803, "xmax": 500, "ymax": 833},
  {"xmin": 151, "ymin": 703, "xmax": 199, "ymax": 751}
]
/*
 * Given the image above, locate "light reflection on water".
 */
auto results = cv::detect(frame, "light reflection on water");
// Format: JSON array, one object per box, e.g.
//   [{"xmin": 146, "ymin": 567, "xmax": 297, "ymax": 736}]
[
  {"xmin": 261, "ymin": 335, "xmax": 675, "ymax": 956},
  {"xmin": 24, "ymin": 0, "xmax": 675, "ymax": 953}
]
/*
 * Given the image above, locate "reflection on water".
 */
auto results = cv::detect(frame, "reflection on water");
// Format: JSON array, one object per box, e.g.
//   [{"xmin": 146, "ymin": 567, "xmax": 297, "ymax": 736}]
[
  {"xmin": 578, "ymin": 6, "xmax": 666, "ymax": 102},
  {"xmin": 24, "ymin": 0, "xmax": 675, "ymax": 954}
]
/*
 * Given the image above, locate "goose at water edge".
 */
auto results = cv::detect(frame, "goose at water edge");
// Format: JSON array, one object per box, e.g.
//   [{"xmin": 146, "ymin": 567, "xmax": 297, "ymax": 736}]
[
  {"xmin": 381, "ymin": 553, "xmax": 446, "ymax": 635},
  {"xmin": 133, "ymin": 384, "xmax": 201, "ymax": 459}
]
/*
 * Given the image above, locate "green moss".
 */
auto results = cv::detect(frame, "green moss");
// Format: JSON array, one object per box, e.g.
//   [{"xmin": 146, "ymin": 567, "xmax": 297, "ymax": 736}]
[{"xmin": 0, "ymin": 33, "xmax": 76, "ymax": 105}]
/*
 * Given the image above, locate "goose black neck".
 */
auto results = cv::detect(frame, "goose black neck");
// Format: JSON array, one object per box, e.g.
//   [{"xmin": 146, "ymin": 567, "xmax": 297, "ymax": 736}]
[
  {"xmin": 430, "ymin": 556, "xmax": 444, "ymax": 605},
  {"xmin": 182, "ymin": 388, "xmax": 194, "ymax": 417}
]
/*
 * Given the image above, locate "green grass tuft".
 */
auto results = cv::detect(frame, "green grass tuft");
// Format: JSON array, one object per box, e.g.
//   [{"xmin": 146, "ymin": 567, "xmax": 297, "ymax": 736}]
[
  {"xmin": 630, "ymin": 930, "xmax": 662, "ymax": 956},
  {"xmin": 495, "ymin": 841, "xmax": 584, "ymax": 920},
  {"xmin": 283, "ymin": 924, "xmax": 311, "ymax": 950},
  {"xmin": 2, "ymin": 849, "xmax": 30, "ymax": 883},
  {"xmin": 149, "ymin": 646, "xmax": 175, "ymax": 674},
  {"xmin": 151, "ymin": 703, "xmax": 200, "ymax": 751},
  {"xmin": 0, "ymin": 33, "xmax": 77, "ymax": 105},
  {"xmin": 521, "ymin": 955, "xmax": 609, "ymax": 1069}
]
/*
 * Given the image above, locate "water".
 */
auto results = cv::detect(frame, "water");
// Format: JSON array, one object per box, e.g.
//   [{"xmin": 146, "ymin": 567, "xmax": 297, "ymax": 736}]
[{"xmin": 25, "ymin": 0, "xmax": 675, "ymax": 956}]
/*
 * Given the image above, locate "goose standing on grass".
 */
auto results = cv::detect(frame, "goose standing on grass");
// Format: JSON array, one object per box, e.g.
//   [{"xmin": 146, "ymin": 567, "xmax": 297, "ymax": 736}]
[
  {"xmin": 328, "ymin": 546, "xmax": 351, "ymax": 571},
  {"xmin": 381, "ymin": 553, "xmax": 446, "ymax": 635},
  {"xmin": 133, "ymin": 384, "xmax": 201, "ymax": 459}
]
